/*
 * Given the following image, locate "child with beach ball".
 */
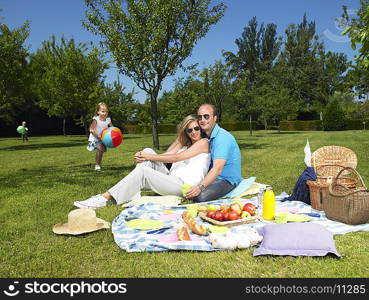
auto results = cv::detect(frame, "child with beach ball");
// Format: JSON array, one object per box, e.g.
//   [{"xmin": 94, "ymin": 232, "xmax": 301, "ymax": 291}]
[
  {"xmin": 86, "ymin": 102, "xmax": 120, "ymax": 171},
  {"xmin": 17, "ymin": 121, "xmax": 28, "ymax": 142}
]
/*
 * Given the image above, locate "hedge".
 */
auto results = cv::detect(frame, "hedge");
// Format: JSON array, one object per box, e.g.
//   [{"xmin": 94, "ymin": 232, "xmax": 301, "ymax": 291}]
[
  {"xmin": 279, "ymin": 119, "xmax": 369, "ymax": 131},
  {"xmin": 346, "ymin": 119, "xmax": 369, "ymax": 130},
  {"xmin": 279, "ymin": 120, "xmax": 323, "ymax": 131}
]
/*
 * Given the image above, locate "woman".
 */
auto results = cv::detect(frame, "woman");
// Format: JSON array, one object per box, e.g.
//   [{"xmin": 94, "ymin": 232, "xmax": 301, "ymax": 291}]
[{"xmin": 74, "ymin": 114, "xmax": 210, "ymax": 209}]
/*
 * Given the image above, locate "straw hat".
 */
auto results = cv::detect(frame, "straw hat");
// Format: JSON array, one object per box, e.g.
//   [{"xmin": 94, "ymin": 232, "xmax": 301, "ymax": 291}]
[{"xmin": 53, "ymin": 208, "xmax": 110, "ymax": 235}]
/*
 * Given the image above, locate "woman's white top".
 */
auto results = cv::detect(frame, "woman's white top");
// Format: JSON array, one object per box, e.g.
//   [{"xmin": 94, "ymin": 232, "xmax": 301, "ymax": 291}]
[
  {"xmin": 88, "ymin": 116, "xmax": 111, "ymax": 142},
  {"xmin": 169, "ymin": 146, "xmax": 210, "ymax": 186}
]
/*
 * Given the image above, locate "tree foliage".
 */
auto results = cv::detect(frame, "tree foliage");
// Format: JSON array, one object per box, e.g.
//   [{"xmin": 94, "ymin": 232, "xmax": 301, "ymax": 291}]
[
  {"xmin": 0, "ymin": 20, "xmax": 30, "ymax": 123},
  {"xmin": 83, "ymin": 0, "xmax": 226, "ymax": 149},
  {"xmin": 30, "ymin": 36, "xmax": 108, "ymax": 134},
  {"xmin": 223, "ymin": 16, "xmax": 281, "ymax": 81},
  {"xmin": 322, "ymin": 99, "xmax": 347, "ymax": 131},
  {"xmin": 342, "ymin": 1, "xmax": 369, "ymax": 98}
]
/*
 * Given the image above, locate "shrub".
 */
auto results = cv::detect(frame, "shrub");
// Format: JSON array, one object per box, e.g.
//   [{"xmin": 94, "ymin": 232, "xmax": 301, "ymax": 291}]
[{"xmin": 322, "ymin": 100, "xmax": 347, "ymax": 131}]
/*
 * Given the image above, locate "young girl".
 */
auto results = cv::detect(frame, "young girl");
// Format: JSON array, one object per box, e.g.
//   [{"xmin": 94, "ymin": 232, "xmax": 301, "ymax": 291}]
[
  {"xmin": 87, "ymin": 102, "xmax": 113, "ymax": 171},
  {"xmin": 21, "ymin": 121, "xmax": 28, "ymax": 142}
]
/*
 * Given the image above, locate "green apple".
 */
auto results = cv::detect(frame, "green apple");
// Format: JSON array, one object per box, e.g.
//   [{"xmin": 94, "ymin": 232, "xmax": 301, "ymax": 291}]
[
  {"xmin": 241, "ymin": 211, "xmax": 251, "ymax": 219},
  {"xmin": 181, "ymin": 184, "xmax": 192, "ymax": 197}
]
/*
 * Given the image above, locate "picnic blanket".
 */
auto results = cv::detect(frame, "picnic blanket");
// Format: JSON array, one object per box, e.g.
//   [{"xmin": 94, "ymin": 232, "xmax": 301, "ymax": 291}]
[{"xmin": 111, "ymin": 193, "xmax": 369, "ymax": 252}]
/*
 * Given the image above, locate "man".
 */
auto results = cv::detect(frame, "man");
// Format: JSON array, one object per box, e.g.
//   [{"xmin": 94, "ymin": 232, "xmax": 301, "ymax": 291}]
[{"xmin": 185, "ymin": 104, "xmax": 242, "ymax": 202}]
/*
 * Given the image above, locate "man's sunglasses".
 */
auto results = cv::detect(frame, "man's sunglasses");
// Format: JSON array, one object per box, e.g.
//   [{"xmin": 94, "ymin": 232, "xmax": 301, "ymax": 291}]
[
  {"xmin": 197, "ymin": 114, "xmax": 211, "ymax": 120},
  {"xmin": 186, "ymin": 126, "xmax": 200, "ymax": 134}
]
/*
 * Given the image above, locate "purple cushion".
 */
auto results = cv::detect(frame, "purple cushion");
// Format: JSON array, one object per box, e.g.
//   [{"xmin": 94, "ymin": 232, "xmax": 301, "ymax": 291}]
[{"xmin": 253, "ymin": 223, "xmax": 340, "ymax": 257}]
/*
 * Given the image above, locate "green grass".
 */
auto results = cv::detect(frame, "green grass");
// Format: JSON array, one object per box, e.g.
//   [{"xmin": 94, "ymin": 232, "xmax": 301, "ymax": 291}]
[{"xmin": 1, "ymin": 131, "xmax": 369, "ymax": 278}]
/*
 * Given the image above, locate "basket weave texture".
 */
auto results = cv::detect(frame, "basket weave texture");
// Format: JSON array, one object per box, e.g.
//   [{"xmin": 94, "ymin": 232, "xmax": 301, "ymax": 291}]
[
  {"xmin": 326, "ymin": 167, "xmax": 369, "ymax": 225},
  {"xmin": 310, "ymin": 146, "xmax": 357, "ymax": 176},
  {"xmin": 307, "ymin": 146, "xmax": 358, "ymax": 211}
]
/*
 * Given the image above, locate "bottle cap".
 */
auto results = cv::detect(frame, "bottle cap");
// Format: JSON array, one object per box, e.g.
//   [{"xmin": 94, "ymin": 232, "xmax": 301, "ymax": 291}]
[{"xmin": 265, "ymin": 185, "xmax": 273, "ymax": 190}]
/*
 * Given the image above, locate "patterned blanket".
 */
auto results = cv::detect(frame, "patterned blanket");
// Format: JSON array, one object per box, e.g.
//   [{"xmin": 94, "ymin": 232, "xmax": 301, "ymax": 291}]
[{"xmin": 112, "ymin": 193, "xmax": 369, "ymax": 252}]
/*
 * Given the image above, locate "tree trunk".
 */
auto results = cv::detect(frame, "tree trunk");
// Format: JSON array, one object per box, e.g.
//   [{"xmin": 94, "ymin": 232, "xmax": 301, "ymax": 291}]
[
  {"xmin": 63, "ymin": 118, "xmax": 66, "ymax": 136},
  {"xmin": 249, "ymin": 114, "xmax": 253, "ymax": 136},
  {"xmin": 150, "ymin": 90, "xmax": 160, "ymax": 150}
]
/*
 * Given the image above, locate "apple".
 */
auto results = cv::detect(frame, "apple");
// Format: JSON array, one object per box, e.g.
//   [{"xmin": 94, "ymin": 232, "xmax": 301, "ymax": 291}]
[
  {"xmin": 181, "ymin": 184, "xmax": 192, "ymax": 197},
  {"xmin": 220, "ymin": 205, "xmax": 230, "ymax": 214},
  {"xmin": 220, "ymin": 204, "xmax": 228, "ymax": 211},
  {"xmin": 243, "ymin": 203, "xmax": 256, "ymax": 216},
  {"xmin": 223, "ymin": 212, "xmax": 230, "ymax": 221},
  {"xmin": 230, "ymin": 200, "xmax": 243, "ymax": 207},
  {"xmin": 228, "ymin": 211, "xmax": 240, "ymax": 221},
  {"xmin": 207, "ymin": 211, "xmax": 216, "ymax": 219},
  {"xmin": 230, "ymin": 203, "xmax": 242, "ymax": 215},
  {"xmin": 214, "ymin": 211, "xmax": 224, "ymax": 222},
  {"xmin": 241, "ymin": 211, "xmax": 251, "ymax": 219}
]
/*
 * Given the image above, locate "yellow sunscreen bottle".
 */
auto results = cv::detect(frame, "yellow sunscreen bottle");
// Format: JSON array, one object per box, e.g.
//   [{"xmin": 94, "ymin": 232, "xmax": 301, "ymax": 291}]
[{"xmin": 262, "ymin": 186, "xmax": 275, "ymax": 220}]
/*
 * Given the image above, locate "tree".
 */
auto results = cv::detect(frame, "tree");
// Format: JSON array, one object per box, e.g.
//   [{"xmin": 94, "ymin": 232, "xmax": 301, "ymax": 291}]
[
  {"xmin": 159, "ymin": 76, "xmax": 203, "ymax": 124},
  {"xmin": 322, "ymin": 99, "xmax": 347, "ymax": 131},
  {"xmin": 31, "ymin": 36, "xmax": 108, "ymax": 135},
  {"xmin": 0, "ymin": 20, "xmax": 30, "ymax": 123},
  {"xmin": 254, "ymin": 66, "xmax": 298, "ymax": 129},
  {"xmin": 200, "ymin": 61, "xmax": 230, "ymax": 122},
  {"xmin": 342, "ymin": 1, "xmax": 369, "ymax": 67},
  {"xmin": 83, "ymin": 0, "xmax": 226, "ymax": 149},
  {"xmin": 222, "ymin": 17, "xmax": 281, "ymax": 130},
  {"xmin": 99, "ymin": 79, "xmax": 138, "ymax": 126},
  {"xmin": 342, "ymin": 1, "xmax": 369, "ymax": 98},
  {"xmin": 223, "ymin": 17, "xmax": 281, "ymax": 81}
]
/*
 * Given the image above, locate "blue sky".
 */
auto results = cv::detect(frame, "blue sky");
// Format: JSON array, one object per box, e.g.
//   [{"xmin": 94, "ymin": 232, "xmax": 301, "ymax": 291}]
[{"xmin": 1, "ymin": 0, "xmax": 360, "ymax": 102}]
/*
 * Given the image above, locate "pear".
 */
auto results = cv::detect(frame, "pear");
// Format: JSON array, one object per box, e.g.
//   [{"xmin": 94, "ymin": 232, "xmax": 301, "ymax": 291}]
[{"xmin": 181, "ymin": 184, "xmax": 192, "ymax": 197}]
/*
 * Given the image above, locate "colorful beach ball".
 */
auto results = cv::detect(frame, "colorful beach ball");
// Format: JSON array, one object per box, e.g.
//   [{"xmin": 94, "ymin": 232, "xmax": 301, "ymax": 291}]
[
  {"xmin": 101, "ymin": 127, "xmax": 123, "ymax": 148},
  {"xmin": 17, "ymin": 126, "xmax": 26, "ymax": 134}
]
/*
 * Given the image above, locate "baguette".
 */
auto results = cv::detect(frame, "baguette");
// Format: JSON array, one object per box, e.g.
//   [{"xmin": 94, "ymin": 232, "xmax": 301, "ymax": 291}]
[
  {"xmin": 176, "ymin": 226, "xmax": 191, "ymax": 241},
  {"xmin": 182, "ymin": 211, "xmax": 207, "ymax": 235}
]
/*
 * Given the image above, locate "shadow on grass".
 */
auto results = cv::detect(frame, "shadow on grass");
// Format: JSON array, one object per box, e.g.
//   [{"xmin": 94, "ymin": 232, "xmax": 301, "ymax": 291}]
[
  {"xmin": 1, "ymin": 163, "xmax": 136, "ymax": 189},
  {"xmin": 267, "ymin": 131, "xmax": 304, "ymax": 135},
  {"xmin": 2, "ymin": 142, "xmax": 87, "ymax": 151},
  {"xmin": 237, "ymin": 142, "xmax": 270, "ymax": 150}
]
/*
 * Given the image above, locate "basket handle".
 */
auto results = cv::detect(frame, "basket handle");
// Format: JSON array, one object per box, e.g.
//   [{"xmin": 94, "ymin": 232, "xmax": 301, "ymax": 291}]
[
  {"xmin": 329, "ymin": 167, "xmax": 367, "ymax": 196},
  {"xmin": 315, "ymin": 164, "xmax": 355, "ymax": 175}
]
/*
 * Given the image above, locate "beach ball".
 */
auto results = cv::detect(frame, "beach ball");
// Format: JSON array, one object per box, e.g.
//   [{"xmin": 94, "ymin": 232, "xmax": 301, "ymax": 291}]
[
  {"xmin": 101, "ymin": 127, "xmax": 123, "ymax": 148},
  {"xmin": 17, "ymin": 126, "xmax": 26, "ymax": 134}
]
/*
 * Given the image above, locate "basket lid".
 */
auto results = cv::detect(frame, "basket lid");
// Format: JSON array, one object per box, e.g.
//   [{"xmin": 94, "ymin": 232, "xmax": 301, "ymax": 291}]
[{"xmin": 311, "ymin": 146, "xmax": 357, "ymax": 177}]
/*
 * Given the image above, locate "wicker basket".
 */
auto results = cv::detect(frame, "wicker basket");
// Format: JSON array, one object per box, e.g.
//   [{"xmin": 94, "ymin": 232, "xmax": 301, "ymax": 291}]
[
  {"xmin": 307, "ymin": 171, "xmax": 356, "ymax": 211},
  {"xmin": 310, "ymin": 146, "xmax": 357, "ymax": 176},
  {"xmin": 306, "ymin": 146, "xmax": 358, "ymax": 211},
  {"xmin": 325, "ymin": 167, "xmax": 369, "ymax": 225}
]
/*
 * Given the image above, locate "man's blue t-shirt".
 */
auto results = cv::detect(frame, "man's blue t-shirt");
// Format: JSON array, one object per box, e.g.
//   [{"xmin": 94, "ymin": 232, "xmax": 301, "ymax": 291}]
[{"xmin": 208, "ymin": 124, "xmax": 242, "ymax": 186}]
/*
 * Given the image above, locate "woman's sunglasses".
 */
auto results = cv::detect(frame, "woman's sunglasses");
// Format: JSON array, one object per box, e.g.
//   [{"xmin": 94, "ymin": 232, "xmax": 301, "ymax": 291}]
[
  {"xmin": 186, "ymin": 126, "xmax": 200, "ymax": 134},
  {"xmin": 197, "ymin": 114, "xmax": 211, "ymax": 120}
]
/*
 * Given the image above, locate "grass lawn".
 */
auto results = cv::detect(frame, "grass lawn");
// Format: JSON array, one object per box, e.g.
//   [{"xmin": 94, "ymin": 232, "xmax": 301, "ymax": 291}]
[{"xmin": 0, "ymin": 130, "xmax": 368, "ymax": 278}]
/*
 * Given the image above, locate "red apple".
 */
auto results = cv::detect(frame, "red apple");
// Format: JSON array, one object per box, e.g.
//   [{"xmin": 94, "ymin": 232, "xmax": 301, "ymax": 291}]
[
  {"xmin": 243, "ymin": 203, "xmax": 256, "ymax": 216},
  {"xmin": 223, "ymin": 212, "xmax": 230, "ymax": 221},
  {"xmin": 207, "ymin": 211, "xmax": 216, "ymax": 219},
  {"xmin": 228, "ymin": 211, "xmax": 240, "ymax": 221},
  {"xmin": 214, "ymin": 211, "xmax": 224, "ymax": 221}
]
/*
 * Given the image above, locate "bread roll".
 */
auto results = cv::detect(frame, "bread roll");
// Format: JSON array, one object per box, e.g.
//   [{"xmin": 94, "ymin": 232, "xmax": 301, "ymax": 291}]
[
  {"xmin": 177, "ymin": 226, "xmax": 191, "ymax": 241},
  {"xmin": 182, "ymin": 211, "xmax": 207, "ymax": 235}
]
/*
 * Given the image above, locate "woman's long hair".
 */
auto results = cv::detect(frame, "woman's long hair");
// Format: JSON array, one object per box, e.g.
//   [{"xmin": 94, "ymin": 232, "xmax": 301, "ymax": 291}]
[{"xmin": 176, "ymin": 114, "xmax": 202, "ymax": 147}]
